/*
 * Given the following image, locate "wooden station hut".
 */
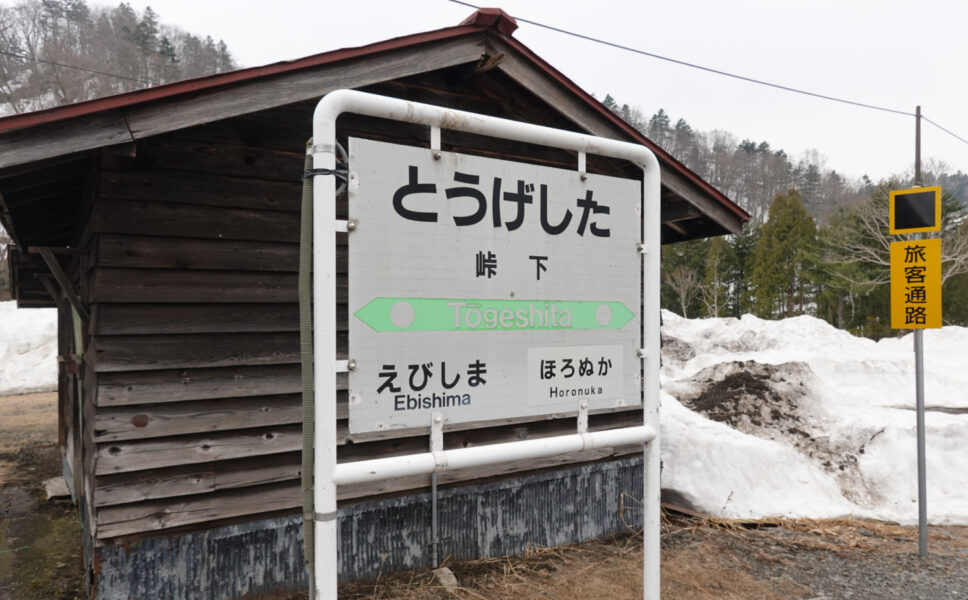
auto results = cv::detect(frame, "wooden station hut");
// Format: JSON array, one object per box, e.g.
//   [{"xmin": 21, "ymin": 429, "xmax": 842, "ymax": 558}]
[{"xmin": 0, "ymin": 9, "xmax": 748, "ymax": 599}]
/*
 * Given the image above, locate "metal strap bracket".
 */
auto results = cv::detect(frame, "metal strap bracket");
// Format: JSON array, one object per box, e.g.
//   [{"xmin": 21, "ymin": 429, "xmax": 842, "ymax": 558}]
[
  {"xmin": 577, "ymin": 400, "xmax": 589, "ymax": 434},
  {"xmin": 431, "ymin": 413, "xmax": 446, "ymax": 468}
]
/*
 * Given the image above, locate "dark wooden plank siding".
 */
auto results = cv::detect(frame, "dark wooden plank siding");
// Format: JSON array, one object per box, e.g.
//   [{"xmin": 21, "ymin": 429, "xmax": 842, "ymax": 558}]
[
  {"xmin": 93, "ymin": 303, "xmax": 303, "ymax": 336},
  {"xmin": 99, "ymin": 170, "xmax": 303, "ymax": 212},
  {"xmin": 92, "ymin": 394, "xmax": 307, "ymax": 442},
  {"xmin": 96, "ymin": 481, "xmax": 303, "ymax": 539},
  {"xmin": 95, "ymin": 425, "xmax": 303, "ymax": 475},
  {"xmin": 86, "ymin": 81, "xmax": 646, "ymax": 543},
  {"xmin": 97, "ymin": 235, "xmax": 304, "ymax": 272},
  {"xmin": 91, "ymin": 332, "xmax": 305, "ymax": 372},
  {"xmin": 92, "ymin": 269, "xmax": 323, "ymax": 303},
  {"xmin": 88, "ymin": 123, "xmax": 354, "ymax": 540},
  {"xmin": 94, "ymin": 198, "xmax": 301, "ymax": 243},
  {"xmin": 94, "ymin": 453, "xmax": 302, "ymax": 507},
  {"xmin": 96, "ymin": 365, "xmax": 304, "ymax": 405}
]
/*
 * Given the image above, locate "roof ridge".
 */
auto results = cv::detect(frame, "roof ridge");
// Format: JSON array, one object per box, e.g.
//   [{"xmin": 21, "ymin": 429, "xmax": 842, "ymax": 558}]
[{"xmin": 460, "ymin": 7, "xmax": 519, "ymax": 36}]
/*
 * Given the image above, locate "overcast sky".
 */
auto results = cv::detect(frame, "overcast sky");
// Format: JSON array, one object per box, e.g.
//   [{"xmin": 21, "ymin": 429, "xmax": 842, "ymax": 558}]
[{"xmin": 107, "ymin": 0, "xmax": 968, "ymax": 181}]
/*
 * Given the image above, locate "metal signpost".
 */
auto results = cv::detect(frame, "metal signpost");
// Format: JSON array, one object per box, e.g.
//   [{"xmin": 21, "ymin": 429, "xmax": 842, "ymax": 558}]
[
  {"xmin": 311, "ymin": 90, "xmax": 662, "ymax": 599},
  {"xmin": 888, "ymin": 183, "xmax": 942, "ymax": 558}
]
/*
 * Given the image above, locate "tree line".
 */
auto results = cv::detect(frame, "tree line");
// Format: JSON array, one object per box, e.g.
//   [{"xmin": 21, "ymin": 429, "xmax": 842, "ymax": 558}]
[
  {"xmin": 0, "ymin": 0, "xmax": 236, "ymax": 114},
  {"xmin": 1, "ymin": 9, "xmax": 966, "ymax": 337},
  {"xmin": 603, "ymin": 97, "xmax": 968, "ymax": 337},
  {"xmin": 0, "ymin": 0, "xmax": 237, "ymax": 297}
]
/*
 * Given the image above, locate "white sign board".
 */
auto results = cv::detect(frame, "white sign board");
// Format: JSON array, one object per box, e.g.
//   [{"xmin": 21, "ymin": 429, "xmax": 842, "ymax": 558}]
[{"xmin": 347, "ymin": 138, "xmax": 642, "ymax": 434}]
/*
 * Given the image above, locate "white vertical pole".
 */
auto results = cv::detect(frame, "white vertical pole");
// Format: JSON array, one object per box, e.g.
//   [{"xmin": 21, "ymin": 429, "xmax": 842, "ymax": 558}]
[
  {"xmin": 312, "ymin": 127, "xmax": 338, "ymax": 598},
  {"xmin": 641, "ymin": 157, "xmax": 662, "ymax": 600}
]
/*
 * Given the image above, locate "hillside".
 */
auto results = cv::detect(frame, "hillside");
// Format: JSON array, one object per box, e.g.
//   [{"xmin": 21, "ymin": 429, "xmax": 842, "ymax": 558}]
[{"xmin": 0, "ymin": 0, "xmax": 236, "ymax": 115}]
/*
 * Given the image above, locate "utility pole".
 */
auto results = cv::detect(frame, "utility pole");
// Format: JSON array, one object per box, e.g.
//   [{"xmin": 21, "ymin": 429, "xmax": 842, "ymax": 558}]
[{"xmin": 914, "ymin": 104, "xmax": 928, "ymax": 559}]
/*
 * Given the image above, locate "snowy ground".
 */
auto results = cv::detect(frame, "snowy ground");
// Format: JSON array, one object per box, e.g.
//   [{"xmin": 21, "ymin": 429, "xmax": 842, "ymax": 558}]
[
  {"xmin": 0, "ymin": 302, "xmax": 57, "ymax": 396},
  {"xmin": 1, "ymin": 300, "xmax": 966, "ymax": 525}
]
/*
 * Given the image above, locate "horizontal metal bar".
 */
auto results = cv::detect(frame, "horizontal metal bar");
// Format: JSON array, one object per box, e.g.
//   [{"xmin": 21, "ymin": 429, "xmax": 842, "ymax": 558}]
[
  {"xmin": 331, "ymin": 425, "xmax": 655, "ymax": 486},
  {"xmin": 314, "ymin": 89, "xmax": 662, "ymax": 170}
]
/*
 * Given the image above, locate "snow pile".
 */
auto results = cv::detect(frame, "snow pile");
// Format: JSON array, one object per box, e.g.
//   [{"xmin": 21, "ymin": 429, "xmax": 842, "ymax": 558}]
[
  {"xmin": 2, "ymin": 297, "xmax": 967, "ymax": 525},
  {"xmin": 660, "ymin": 309, "xmax": 968, "ymax": 525},
  {"xmin": 0, "ymin": 301, "xmax": 57, "ymax": 395}
]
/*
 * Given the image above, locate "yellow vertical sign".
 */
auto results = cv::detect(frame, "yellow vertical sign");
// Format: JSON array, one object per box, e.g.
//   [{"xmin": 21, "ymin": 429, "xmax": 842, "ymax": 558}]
[{"xmin": 890, "ymin": 238, "xmax": 942, "ymax": 329}]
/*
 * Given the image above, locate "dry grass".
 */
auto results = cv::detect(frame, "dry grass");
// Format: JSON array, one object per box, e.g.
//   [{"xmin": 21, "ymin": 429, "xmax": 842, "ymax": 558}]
[
  {"xmin": 0, "ymin": 393, "xmax": 57, "ymax": 448},
  {"xmin": 661, "ymin": 543, "xmax": 812, "ymax": 600},
  {"xmin": 340, "ymin": 538, "xmax": 645, "ymax": 600},
  {"xmin": 336, "ymin": 525, "xmax": 818, "ymax": 600},
  {"xmin": 0, "ymin": 392, "xmax": 56, "ymax": 488},
  {"xmin": 333, "ymin": 513, "xmax": 968, "ymax": 600},
  {"xmin": 0, "ymin": 391, "xmax": 83, "ymax": 600}
]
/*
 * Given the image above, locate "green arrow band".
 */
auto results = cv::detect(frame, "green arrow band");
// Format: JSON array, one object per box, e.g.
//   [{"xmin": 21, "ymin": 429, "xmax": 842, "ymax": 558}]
[{"xmin": 354, "ymin": 297, "xmax": 635, "ymax": 332}]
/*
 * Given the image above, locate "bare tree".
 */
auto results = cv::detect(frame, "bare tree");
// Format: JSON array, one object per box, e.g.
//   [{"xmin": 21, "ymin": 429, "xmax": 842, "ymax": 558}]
[
  {"xmin": 664, "ymin": 265, "xmax": 702, "ymax": 318},
  {"xmin": 700, "ymin": 237, "xmax": 730, "ymax": 317},
  {"xmin": 0, "ymin": 224, "xmax": 11, "ymax": 299},
  {"xmin": 820, "ymin": 185, "xmax": 968, "ymax": 290}
]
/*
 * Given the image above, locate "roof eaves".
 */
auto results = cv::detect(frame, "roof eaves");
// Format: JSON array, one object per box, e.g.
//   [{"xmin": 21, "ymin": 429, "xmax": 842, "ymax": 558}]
[
  {"xmin": 0, "ymin": 23, "xmax": 486, "ymax": 134},
  {"xmin": 0, "ymin": 8, "xmax": 748, "ymax": 225},
  {"xmin": 491, "ymin": 33, "xmax": 750, "ymax": 222}
]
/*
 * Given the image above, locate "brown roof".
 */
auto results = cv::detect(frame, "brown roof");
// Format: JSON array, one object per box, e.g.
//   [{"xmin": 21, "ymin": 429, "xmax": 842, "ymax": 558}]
[
  {"xmin": 0, "ymin": 23, "xmax": 484, "ymax": 133},
  {"xmin": 0, "ymin": 7, "xmax": 748, "ymax": 224}
]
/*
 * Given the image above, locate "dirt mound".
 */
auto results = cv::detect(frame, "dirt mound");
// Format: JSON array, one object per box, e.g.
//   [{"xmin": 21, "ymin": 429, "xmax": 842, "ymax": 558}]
[
  {"xmin": 665, "ymin": 361, "xmax": 885, "ymax": 506},
  {"xmin": 660, "ymin": 331, "xmax": 696, "ymax": 364},
  {"xmin": 668, "ymin": 360, "xmax": 814, "ymax": 434}
]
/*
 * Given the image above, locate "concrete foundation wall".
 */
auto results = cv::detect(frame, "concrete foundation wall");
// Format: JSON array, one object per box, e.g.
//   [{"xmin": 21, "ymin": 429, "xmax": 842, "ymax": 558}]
[{"xmin": 91, "ymin": 456, "xmax": 644, "ymax": 599}]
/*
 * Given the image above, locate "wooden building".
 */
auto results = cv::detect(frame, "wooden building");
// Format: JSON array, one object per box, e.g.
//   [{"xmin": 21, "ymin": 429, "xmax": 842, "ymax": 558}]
[{"xmin": 0, "ymin": 9, "xmax": 747, "ymax": 598}]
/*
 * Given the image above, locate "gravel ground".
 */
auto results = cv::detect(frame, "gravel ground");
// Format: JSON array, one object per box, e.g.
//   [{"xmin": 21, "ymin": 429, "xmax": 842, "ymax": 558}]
[
  {"xmin": 666, "ymin": 517, "xmax": 968, "ymax": 600},
  {"xmin": 338, "ymin": 514, "xmax": 968, "ymax": 600}
]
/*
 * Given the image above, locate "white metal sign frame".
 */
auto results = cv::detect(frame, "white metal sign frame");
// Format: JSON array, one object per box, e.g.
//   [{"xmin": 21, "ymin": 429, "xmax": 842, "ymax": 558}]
[
  {"xmin": 347, "ymin": 137, "xmax": 643, "ymax": 433},
  {"xmin": 311, "ymin": 89, "xmax": 661, "ymax": 600}
]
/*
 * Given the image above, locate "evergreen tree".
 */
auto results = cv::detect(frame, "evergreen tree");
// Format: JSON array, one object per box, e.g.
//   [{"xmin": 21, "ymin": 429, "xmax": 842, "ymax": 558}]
[
  {"xmin": 647, "ymin": 108, "xmax": 672, "ymax": 148},
  {"xmin": 725, "ymin": 222, "xmax": 759, "ymax": 316},
  {"xmin": 797, "ymin": 161, "xmax": 823, "ymax": 211},
  {"xmin": 750, "ymin": 190, "xmax": 817, "ymax": 318},
  {"xmin": 158, "ymin": 35, "xmax": 178, "ymax": 82},
  {"xmin": 944, "ymin": 270, "xmax": 968, "ymax": 325},
  {"xmin": 602, "ymin": 94, "xmax": 618, "ymax": 111},
  {"xmin": 672, "ymin": 117, "xmax": 701, "ymax": 167}
]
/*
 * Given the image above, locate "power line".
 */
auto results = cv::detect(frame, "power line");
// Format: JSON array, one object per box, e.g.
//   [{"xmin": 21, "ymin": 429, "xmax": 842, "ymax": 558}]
[
  {"xmin": 0, "ymin": 49, "xmax": 150, "ymax": 85},
  {"xmin": 448, "ymin": 0, "xmax": 968, "ymax": 148},
  {"xmin": 923, "ymin": 117, "xmax": 968, "ymax": 147},
  {"xmin": 1, "ymin": 6, "xmax": 966, "ymax": 150}
]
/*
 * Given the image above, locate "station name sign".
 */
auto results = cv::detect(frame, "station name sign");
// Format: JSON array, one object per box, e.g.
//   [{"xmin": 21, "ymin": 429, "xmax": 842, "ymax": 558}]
[{"xmin": 347, "ymin": 138, "xmax": 642, "ymax": 434}]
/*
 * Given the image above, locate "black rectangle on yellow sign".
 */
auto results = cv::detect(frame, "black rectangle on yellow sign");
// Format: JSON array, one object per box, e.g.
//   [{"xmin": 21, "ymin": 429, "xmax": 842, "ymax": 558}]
[
  {"xmin": 889, "ymin": 186, "xmax": 941, "ymax": 234},
  {"xmin": 890, "ymin": 238, "xmax": 942, "ymax": 329}
]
